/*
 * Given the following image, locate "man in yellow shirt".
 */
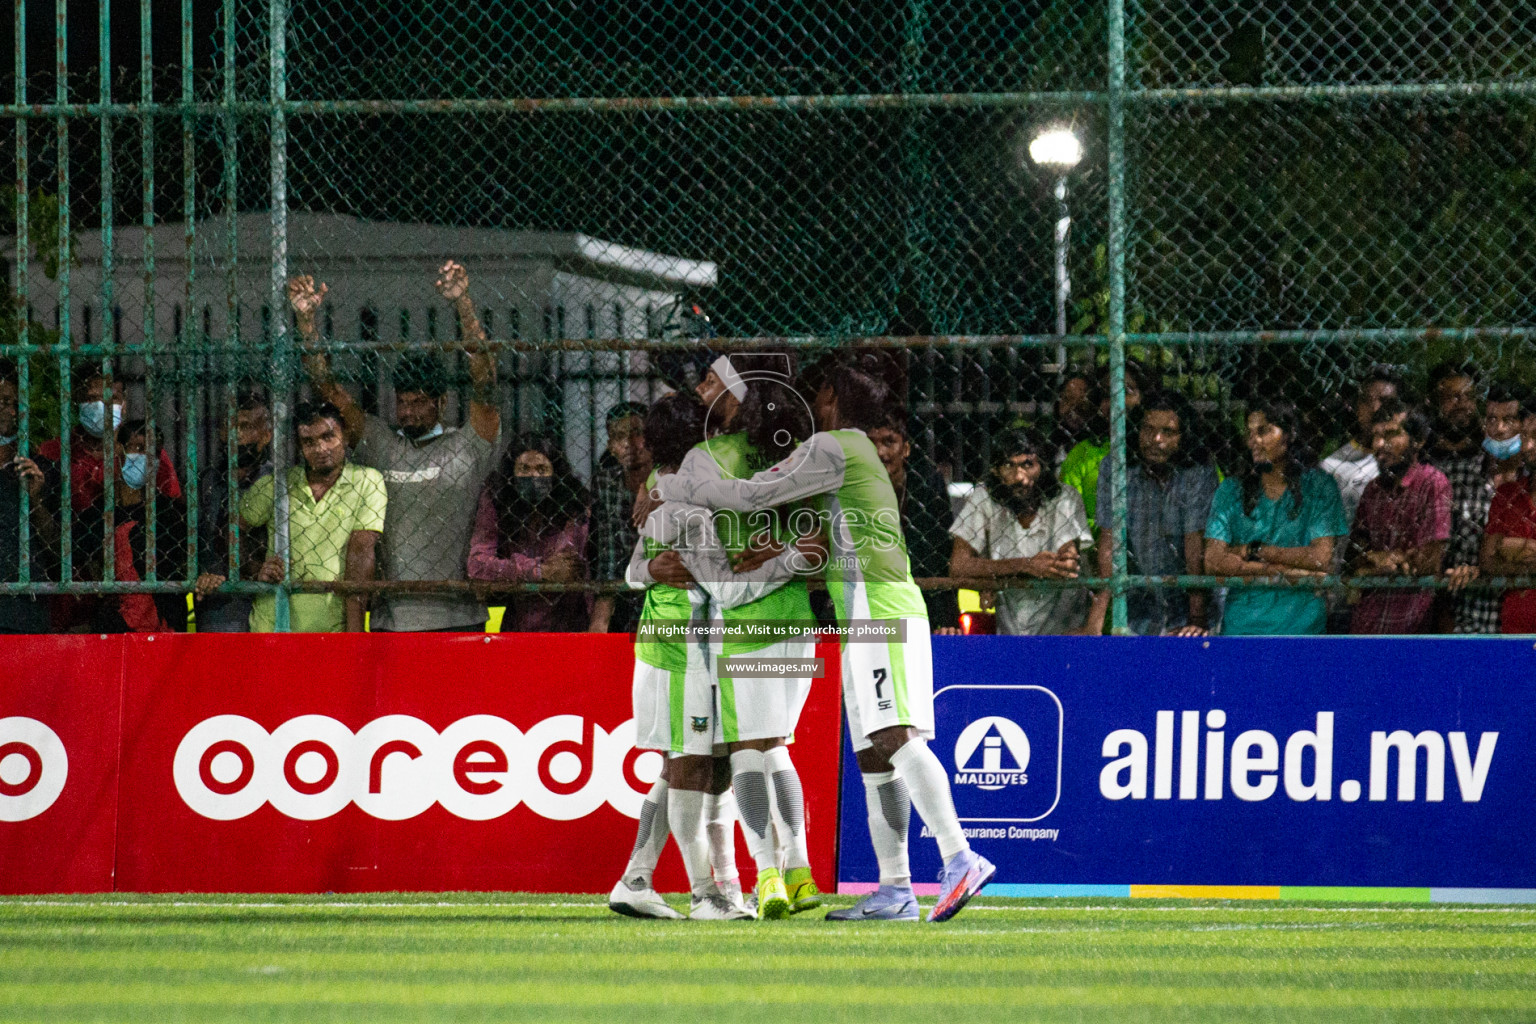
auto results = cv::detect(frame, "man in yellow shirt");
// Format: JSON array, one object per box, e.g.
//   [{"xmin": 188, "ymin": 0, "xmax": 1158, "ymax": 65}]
[{"xmin": 241, "ymin": 401, "xmax": 387, "ymax": 632}]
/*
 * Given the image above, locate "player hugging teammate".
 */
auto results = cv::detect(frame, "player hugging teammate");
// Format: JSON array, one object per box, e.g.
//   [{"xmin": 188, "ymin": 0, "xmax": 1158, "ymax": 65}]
[
  {"xmin": 614, "ymin": 353, "xmax": 995, "ymax": 924},
  {"xmin": 611, "ymin": 356, "xmax": 827, "ymax": 921}
]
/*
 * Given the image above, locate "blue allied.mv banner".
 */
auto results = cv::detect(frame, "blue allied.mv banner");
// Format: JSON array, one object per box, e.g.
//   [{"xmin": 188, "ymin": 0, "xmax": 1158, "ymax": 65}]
[{"xmin": 836, "ymin": 637, "xmax": 1533, "ymax": 897}]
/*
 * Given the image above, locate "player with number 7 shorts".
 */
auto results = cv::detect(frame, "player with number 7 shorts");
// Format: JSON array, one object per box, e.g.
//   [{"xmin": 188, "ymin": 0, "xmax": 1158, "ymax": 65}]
[{"xmin": 654, "ymin": 362, "xmax": 995, "ymax": 923}]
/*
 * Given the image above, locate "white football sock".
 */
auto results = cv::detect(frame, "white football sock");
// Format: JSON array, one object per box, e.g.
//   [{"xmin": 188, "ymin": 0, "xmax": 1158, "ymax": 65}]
[
  {"xmin": 728, "ymin": 749, "xmax": 779, "ymax": 874},
  {"xmin": 705, "ymin": 789, "xmax": 741, "ymax": 890},
  {"xmin": 763, "ymin": 745, "xmax": 811, "ymax": 871},
  {"xmin": 667, "ymin": 786, "xmax": 714, "ymax": 898},
  {"xmin": 621, "ymin": 777, "xmax": 670, "ymax": 887},
  {"xmin": 861, "ymin": 770, "xmax": 911, "ymax": 889},
  {"xmin": 889, "ymin": 739, "xmax": 970, "ymax": 862}
]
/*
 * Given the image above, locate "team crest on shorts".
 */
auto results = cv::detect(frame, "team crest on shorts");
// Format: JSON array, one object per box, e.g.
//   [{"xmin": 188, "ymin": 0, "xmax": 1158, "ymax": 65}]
[{"xmin": 691, "ymin": 716, "xmax": 709, "ymax": 733}]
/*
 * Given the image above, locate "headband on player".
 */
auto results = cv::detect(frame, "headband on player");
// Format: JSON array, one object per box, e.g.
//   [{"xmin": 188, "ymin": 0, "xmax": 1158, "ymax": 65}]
[{"xmin": 710, "ymin": 355, "xmax": 749, "ymax": 402}]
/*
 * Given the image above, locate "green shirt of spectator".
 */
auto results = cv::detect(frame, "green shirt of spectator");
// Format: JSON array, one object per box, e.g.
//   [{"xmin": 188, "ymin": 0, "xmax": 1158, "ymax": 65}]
[
  {"xmin": 241, "ymin": 403, "xmax": 388, "ymax": 633},
  {"xmin": 1203, "ymin": 401, "xmax": 1348, "ymax": 636},
  {"xmin": 1060, "ymin": 438, "xmax": 1110, "ymax": 534}
]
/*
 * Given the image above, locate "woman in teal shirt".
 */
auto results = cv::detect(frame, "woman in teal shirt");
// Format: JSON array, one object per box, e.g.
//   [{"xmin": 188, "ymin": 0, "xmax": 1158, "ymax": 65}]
[{"xmin": 1204, "ymin": 401, "xmax": 1348, "ymax": 635}]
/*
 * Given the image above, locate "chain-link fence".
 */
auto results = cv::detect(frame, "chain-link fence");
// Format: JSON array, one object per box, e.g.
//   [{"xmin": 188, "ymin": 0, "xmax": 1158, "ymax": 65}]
[{"xmin": 2, "ymin": 0, "xmax": 1534, "ymax": 634}]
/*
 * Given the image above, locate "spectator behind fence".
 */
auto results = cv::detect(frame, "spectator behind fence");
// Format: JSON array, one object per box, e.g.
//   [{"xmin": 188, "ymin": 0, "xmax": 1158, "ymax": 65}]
[
  {"xmin": 468, "ymin": 435, "xmax": 591, "ymax": 632},
  {"xmin": 868, "ymin": 405, "xmax": 959, "ymax": 632},
  {"xmin": 1084, "ymin": 390, "xmax": 1218, "ymax": 637},
  {"xmin": 1046, "ymin": 370, "xmax": 1097, "ymax": 466},
  {"xmin": 1346, "ymin": 399, "xmax": 1450, "ymax": 634},
  {"xmin": 192, "ymin": 388, "xmax": 273, "ymax": 632},
  {"xmin": 950, "ymin": 427, "xmax": 1092, "ymax": 635},
  {"xmin": 1480, "ymin": 405, "xmax": 1536, "ymax": 635},
  {"xmin": 39, "ymin": 365, "xmax": 181, "ymax": 512},
  {"xmin": 0, "ymin": 361, "xmax": 58, "ymax": 633},
  {"xmin": 1204, "ymin": 400, "xmax": 1347, "ymax": 636},
  {"xmin": 1320, "ymin": 365, "xmax": 1405, "ymax": 526},
  {"xmin": 588, "ymin": 401, "xmax": 652, "ymax": 634},
  {"xmin": 90, "ymin": 419, "xmax": 190, "ymax": 632},
  {"xmin": 1425, "ymin": 367, "xmax": 1516, "ymax": 634},
  {"xmin": 240, "ymin": 401, "xmax": 386, "ymax": 632},
  {"xmin": 293, "ymin": 264, "xmax": 501, "ymax": 633},
  {"xmin": 1060, "ymin": 361, "xmax": 1148, "ymax": 535}
]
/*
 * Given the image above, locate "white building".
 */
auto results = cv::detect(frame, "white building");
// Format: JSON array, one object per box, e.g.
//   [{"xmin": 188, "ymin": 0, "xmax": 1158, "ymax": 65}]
[{"xmin": 6, "ymin": 212, "xmax": 715, "ymax": 480}]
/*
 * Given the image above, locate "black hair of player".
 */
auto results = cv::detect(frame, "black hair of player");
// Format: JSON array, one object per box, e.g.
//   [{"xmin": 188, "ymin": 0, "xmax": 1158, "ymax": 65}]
[
  {"xmin": 738, "ymin": 376, "xmax": 812, "ymax": 469},
  {"xmin": 828, "ymin": 364, "xmax": 890, "ymax": 433},
  {"xmin": 644, "ymin": 392, "xmax": 706, "ymax": 470}
]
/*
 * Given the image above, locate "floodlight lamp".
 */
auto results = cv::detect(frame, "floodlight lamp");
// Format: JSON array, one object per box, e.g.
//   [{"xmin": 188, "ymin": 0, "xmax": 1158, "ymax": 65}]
[{"xmin": 1029, "ymin": 128, "xmax": 1083, "ymax": 170}]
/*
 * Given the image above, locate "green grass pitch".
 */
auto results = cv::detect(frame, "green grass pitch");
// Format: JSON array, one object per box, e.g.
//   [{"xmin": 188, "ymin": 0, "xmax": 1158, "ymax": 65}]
[{"xmin": 2, "ymin": 893, "xmax": 1532, "ymax": 1021}]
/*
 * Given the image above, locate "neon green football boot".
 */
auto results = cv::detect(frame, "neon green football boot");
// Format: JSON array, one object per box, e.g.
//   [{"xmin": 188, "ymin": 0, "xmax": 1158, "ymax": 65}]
[
  {"xmin": 755, "ymin": 868, "xmax": 792, "ymax": 920},
  {"xmin": 784, "ymin": 867, "xmax": 823, "ymax": 914}
]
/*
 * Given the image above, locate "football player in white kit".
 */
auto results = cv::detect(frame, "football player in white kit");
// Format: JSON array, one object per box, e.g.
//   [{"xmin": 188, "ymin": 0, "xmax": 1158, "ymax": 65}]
[
  {"xmin": 655, "ymin": 363, "xmax": 996, "ymax": 923},
  {"xmin": 611, "ymin": 389, "xmax": 823, "ymax": 920}
]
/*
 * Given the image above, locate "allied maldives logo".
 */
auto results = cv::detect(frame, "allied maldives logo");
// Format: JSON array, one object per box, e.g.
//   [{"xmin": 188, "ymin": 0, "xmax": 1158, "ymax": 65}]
[
  {"xmin": 953, "ymin": 717, "xmax": 1031, "ymax": 790},
  {"xmin": 173, "ymin": 714, "xmax": 663, "ymax": 822},
  {"xmin": 937, "ymin": 685, "xmax": 1062, "ymax": 822}
]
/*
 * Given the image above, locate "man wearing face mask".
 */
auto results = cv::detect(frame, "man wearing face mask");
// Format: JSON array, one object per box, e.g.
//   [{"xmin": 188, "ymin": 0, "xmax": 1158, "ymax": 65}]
[
  {"xmin": 949, "ymin": 428, "xmax": 1092, "ymax": 635},
  {"xmin": 93, "ymin": 419, "xmax": 191, "ymax": 632},
  {"xmin": 38, "ymin": 368, "xmax": 182, "ymax": 512},
  {"xmin": 291, "ymin": 262, "xmax": 501, "ymax": 633},
  {"xmin": 191, "ymin": 388, "xmax": 273, "ymax": 632},
  {"xmin": 1426, "ymin": 369, "xmax": 1517, "ymax": 634}
]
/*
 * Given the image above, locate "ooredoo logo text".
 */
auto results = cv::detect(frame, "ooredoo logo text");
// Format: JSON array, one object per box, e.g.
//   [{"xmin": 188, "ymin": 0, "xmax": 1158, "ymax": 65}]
[
  {"xmin": 173, "ymin": 715, "xmax": 663, "ymax": 822},
  {"xmin": 0, "ymin": 717, "xmax": 68, "ymax": 822}
]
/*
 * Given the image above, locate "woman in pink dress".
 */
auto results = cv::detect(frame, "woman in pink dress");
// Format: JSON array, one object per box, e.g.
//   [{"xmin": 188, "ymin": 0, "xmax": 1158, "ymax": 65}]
[{"xmin": 468, "ymin": 435, "xmax": 591, "ymax": 632}]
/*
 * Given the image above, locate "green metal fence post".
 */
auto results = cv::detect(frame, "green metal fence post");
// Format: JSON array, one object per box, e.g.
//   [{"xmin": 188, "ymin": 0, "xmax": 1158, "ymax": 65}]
[
  {"xmin": 181, "ymin": 0, "xmax": 198, "ymax": 587},
  {"xmin": 54, "ymin": 0, "xmax": 73, "ymax": 589},
  {"xmin": 98, "ymin": 0, "xmax": 114, "ymax": 586},
  {"xmin": 13, "ymin": 0, "xmax": 30, "ymax": 584},
  {"xmin": 140, "ymin": 0, "xmax": 157, "ymax": 582},
  {"xmin": 1106, "ymin": 0, "xmax": 1129, "ymax": 635},
  {"xmin": 269, "ymin": 0, "xmax": 292, "ymax": 632}
]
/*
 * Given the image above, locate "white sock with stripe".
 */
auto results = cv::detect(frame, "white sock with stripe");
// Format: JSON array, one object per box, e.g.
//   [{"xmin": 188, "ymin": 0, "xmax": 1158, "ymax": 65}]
[
  {"xmin": 889, "ymin": 739, "xmax": 970, "ymax": 862},
  {"xmin": 621, "ymin": 777, "xmax": 670, "ymax": 887},
  {"xmin": 861, "ymin": 770, "xmax": 912, "ymax": 889},
  {"xmin": 728, "ymin": 749, "xmax": 779, "ymax": 875},
  {"xmin": 667, "ymin": 787, "xmax": 715, "ymax": 898},
  {"xmin": 763, "ymin": 746, "xmax": 811, "ymax": 872},
  {"xmin": 705, "ymin": 789, "xmax": 742, "ymax": 892}
]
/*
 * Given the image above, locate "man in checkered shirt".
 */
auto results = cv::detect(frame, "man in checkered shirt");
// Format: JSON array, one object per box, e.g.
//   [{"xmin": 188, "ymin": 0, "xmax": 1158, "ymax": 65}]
[
  {"xmin": 1424, "ymin": 366, "xmax": 1526, "ymax": 634},
  {"xmin": 588, "ymin": 402, "xmax": 653, "ymax": 633}
]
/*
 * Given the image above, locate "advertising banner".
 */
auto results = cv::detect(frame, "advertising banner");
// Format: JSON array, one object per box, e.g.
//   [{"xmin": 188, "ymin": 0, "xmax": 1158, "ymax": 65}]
[
  {"xmin": 1, "ymin": 633, "xmax": 841, "ymax": 894},
  {"xmin": 0, "ymin": 636, "xmax": 124, "ymax": 894},
  {"xmin": 838, "ymin": 637, "xmax": 1534, "ymax": 899}
]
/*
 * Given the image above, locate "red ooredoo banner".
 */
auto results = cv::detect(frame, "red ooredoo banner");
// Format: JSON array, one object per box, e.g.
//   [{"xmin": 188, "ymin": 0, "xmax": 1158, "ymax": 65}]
[{"xmin": 0, "ymin": 633, "xmax": 842, "ymax": 894}]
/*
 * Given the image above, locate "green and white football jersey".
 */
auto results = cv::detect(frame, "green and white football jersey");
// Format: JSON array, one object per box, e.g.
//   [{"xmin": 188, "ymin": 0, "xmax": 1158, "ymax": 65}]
[{"xmin": 656, "ymin": 427, "xmax": 929, "ymax": 624}]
